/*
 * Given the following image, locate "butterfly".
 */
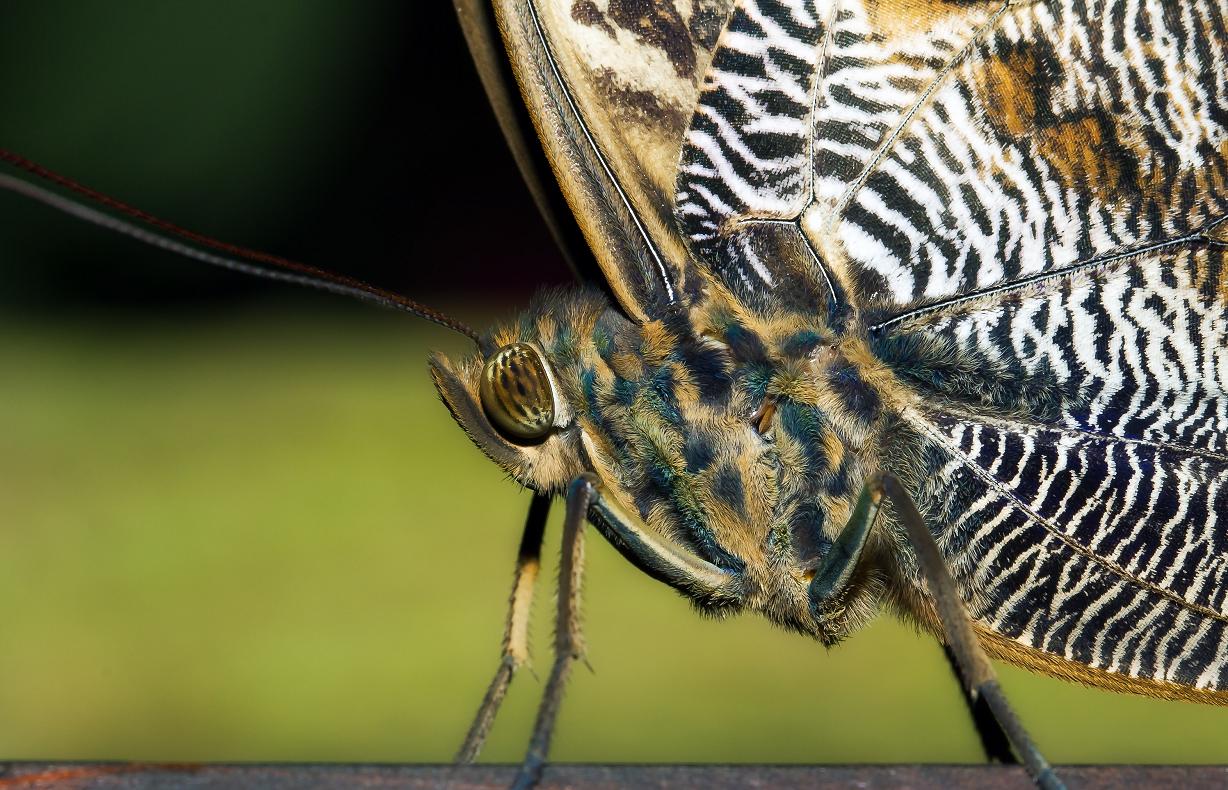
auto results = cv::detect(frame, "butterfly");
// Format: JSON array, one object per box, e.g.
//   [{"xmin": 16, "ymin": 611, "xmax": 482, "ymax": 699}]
[
  {"xmin": 440, "ymin": 0, "xmax": 1228, "ymax": 784},
  {"xmin": 0, "ymin": 0, "xmax": 1223, "ymax": 786}
]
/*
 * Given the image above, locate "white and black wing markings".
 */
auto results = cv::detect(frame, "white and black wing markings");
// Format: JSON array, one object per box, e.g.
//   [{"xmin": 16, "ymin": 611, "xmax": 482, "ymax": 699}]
[
  {"xmin": 675, "ymin": 0, "xmax": 1014, "ymax": 315},
  {"xmin": 889, "ymin": 0, "xmax": 1228, "ymax": 695},
  {"xmin": 909, "ymin": 234, "xmax": 1228, "ymax": 694},
  {"xmin": 676, "ymin": 0, "xmax": 1228, "ymax": 694},
  {"xmin": 675, "ymin": 0, "xmax": 831, "ymax": 313}
]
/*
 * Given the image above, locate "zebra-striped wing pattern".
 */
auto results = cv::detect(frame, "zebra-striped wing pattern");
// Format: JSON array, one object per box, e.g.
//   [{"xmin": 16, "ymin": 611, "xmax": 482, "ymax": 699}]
[
  {"xmin": 899, "ymin": 234, "xmax": 1228, "ymax": 695},
  {"xmin": 676, "ymin": 0, "xmax": 1014, "ymax": 315},
  {"xmin": 677, "ymin": 0, "xmax": 1227, "ymax": 319},
  {"xmin": 914, "ymin": 406, "xmax": 1228, "ymax": 695},
  {"xmin": 676, "ymin": 0, "xmax": 1228, "ymax": 695}
]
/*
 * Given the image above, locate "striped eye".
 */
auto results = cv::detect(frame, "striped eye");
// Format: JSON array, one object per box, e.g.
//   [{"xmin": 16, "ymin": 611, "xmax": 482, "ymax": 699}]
[{"xmin": 479, "ymin": 343, "xmax": 557, "ymax": 443}]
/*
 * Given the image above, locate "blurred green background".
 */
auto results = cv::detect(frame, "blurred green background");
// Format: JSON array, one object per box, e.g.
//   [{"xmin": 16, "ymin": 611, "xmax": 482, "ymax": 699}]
[{"xmin": 1, "ymin": 0, "xmax": 1225, "ymax": 767}]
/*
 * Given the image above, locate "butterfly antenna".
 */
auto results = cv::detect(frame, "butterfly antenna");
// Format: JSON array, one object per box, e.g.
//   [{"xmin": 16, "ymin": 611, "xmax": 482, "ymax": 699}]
[{"xmin": 0, "ymin": 149, "xmax": 483, "ymax": 347}]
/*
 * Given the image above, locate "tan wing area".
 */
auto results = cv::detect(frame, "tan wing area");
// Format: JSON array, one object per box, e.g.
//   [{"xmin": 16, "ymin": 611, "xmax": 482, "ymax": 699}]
[{"xmin": 494, "ymin": 0, "xmax": 733, "ymax": 319}]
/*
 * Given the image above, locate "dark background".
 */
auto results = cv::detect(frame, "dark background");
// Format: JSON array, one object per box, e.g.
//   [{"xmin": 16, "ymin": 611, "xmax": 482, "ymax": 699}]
[{"xmin": 0, "ymin": 0, "xmax": 571, "ymax": 314}]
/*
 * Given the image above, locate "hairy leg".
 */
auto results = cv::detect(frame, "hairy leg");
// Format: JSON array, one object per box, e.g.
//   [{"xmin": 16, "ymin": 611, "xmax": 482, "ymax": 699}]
[
  {"xmin": 512, "ymin": 474, "xmax": 597, "ymax": 790},
  {"xmin": 878, "ymin": 473, "xmax": 1064, "ymax": 790},
  {"xmin": 455, "ymin": 491, "xmax": 552, "ymax": 763}
]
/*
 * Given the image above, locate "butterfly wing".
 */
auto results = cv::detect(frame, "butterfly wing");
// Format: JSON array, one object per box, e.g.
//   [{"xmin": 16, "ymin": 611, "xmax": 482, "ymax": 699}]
[
  {"xmin": 862, "ymin": 0, "xmax": 1228, "ymax": 698},
  {"xmin": 888, "ymin": 227, "xmax": 1228, "ymax": 699},
  {"xmin": 489, "ymin": 0, "xmax": 736, "ymax": 320},
  {"xmin": 675, "ymin": 0, "xmax": 1018, "ymax": 316},
  {"xmin": 675, "ymin": 0, "xmax": 1228, "ymax": 697}
]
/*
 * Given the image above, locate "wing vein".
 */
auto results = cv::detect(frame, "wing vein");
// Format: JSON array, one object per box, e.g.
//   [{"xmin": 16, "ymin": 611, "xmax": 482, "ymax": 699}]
[
  {"xmin": 927, "ymin": 409, "xmax": 1228, "ymax": 466},
  {"xmin": 869, "ymin": 225, "xmax": 1218, "ymax": 333}
]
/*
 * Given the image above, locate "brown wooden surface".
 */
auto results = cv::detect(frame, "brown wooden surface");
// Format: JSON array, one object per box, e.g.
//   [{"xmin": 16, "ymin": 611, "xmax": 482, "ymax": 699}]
[{"xmin": 0, "ymin": 764, "xmax": 1225, "ymax": 789}]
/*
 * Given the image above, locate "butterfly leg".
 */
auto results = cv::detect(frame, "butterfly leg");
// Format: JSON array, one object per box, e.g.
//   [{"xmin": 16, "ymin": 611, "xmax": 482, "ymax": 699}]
[
  {"xmin": 808, "ymin": 479, "xmax": 882, "ymax": 601},
  {"xmin": 876, "ymin": 473, "xmax": 1065, "ymax": 790},
  {"xmin": 942, "ymin": 643, "xmax": 1018, "ymax": 765},
  {"xmin": 512, "ymin": 474, "xmax": 597, "ymax": 790},
  {"xmin": 814, "ymin": 478, "xmax": 1015, "ymax": 761},
  {"xmin": 455, "ymin": 491, "xmax": 552, "ymax": 763}
]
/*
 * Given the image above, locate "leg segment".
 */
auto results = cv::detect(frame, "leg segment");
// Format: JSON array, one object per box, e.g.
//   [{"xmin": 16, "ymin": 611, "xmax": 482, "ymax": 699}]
[
  {"xmin": 455, "ymin": 491, "xmax": 552, "ymax": 764},
  {"xmin": 809, "ymin": 481, "xmax": 882, "ymax": 600},
  {"xmin": 942, "ymin": 643, "xmax": 1016, "ymax": 764},
  {"xmin": 878, "ymin": 473, "xmax": 1064, "ymax": 790},
  {"xmin": 512, "ymin": 474, "xmax": 597, "ymax": 790}
]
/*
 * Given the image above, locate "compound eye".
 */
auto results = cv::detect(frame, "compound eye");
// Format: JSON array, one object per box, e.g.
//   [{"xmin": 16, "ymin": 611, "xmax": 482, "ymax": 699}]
[{"xmin": 479, "ymin": 343, "xmax": 557, "ymax": 442}]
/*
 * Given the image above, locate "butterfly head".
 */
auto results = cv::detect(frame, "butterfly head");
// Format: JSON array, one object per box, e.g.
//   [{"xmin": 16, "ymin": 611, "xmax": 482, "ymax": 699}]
[{"xmin": 428, "ymin": 287, "xmax": 602, "ymax": 493}]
